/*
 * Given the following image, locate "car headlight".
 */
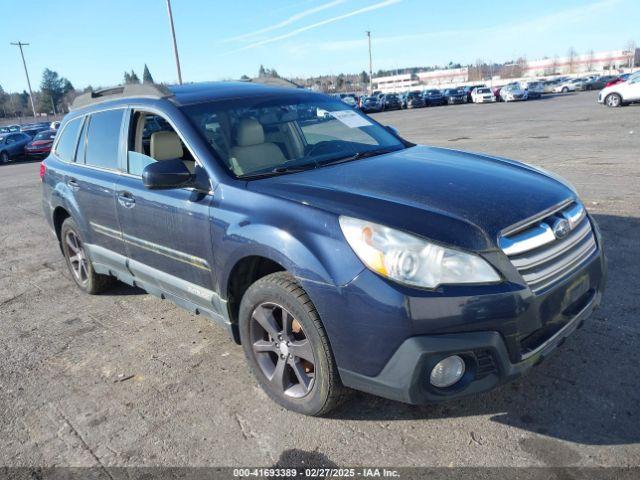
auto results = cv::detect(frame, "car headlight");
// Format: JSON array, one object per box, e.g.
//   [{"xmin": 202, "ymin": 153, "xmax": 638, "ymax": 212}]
[{"xmin": 339, "ymin": 216, "xmax": 501, "ymax": 289}]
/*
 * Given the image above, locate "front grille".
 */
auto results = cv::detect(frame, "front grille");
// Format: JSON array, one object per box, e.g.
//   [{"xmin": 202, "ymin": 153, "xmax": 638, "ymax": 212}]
[{"xmin": 499, "ymin": 202, "xmax": 597, "ymax": 293}]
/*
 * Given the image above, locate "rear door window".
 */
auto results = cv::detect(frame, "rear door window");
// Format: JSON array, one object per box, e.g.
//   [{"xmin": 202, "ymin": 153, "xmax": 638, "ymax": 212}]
[
  {"xmin": 54, "ymin": 118, "xmax": 83, "ymax": 162},
  {"xmin": 85, "ymin": 109, "xmax": 125, "ymax": 170}
]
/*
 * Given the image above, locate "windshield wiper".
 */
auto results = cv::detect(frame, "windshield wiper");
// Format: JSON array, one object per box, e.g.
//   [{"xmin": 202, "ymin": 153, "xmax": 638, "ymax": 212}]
[
  {"xmin": 320, "ymin": 147, "xmax": 401, "ymax": 167},
  {"xmin": 237, "ymin": 163, "xmax": 316, "ymax": 180}
]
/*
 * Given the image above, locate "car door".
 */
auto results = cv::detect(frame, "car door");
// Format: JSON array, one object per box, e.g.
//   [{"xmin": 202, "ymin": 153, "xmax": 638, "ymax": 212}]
[
  {"xmin": 622, "ymin": 76, "xmax": 640, "ymax": 101},
  {"xmin": 115, "ymin": 110, "xmax": 221, "ymax": 314},
  {"xmin": 58, "ymin": 109, "xmax": 129, "ymax": 272}
]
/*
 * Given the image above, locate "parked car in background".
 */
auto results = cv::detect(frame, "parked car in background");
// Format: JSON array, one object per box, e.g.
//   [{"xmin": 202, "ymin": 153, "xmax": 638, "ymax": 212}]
[
  {"xmin": 470, "ymin": 87, "xmax": 495, "ymax": 103},
  {"xmin": 523, "ymin": 81, "xmax": 543, "ymax": 99},
  {"xmin": 361, "ymin": 95, "xmax": 383, "ymax": 113},
  {"xmin": 598, "ymin": 71, "xmax": 640, "ymax": 107},
  {"xmin": 25, "ymin": 129, "xmax": 57, "ymax": 158},
  {"xmin": 1, "ymin": 124, "xmax": 21, "ymax": 133},
  {"xmin": 605, "ymin": 73, "xmax": 630, "ymax": 88},
  {"xmin": 340, "ymin": 95, "xmax": 358, "ymax": 108},
  {"xmin": 42, "ymin": 82, "xmax": 606, "ymax": 415},
  {"xmin": 553, "ymin": 80, "xmax": 578, "ymax": 93},
  {"xmin": 443, "ymin": 88, "xmax": 466, "ymax": 105},
  {"xmin": 21, "ymin": 125, "xmax": 50, "ymax": 138},
  {"xmin": 501, "ymin": 84, "xmax": 528, "ymax": 102},
  {"xmin": 403, "ymin": 91, "xmax": 426, "ymax": 109},
  {"xmin": 583, "ymin": 76, "xmax": 617, "ymax": 91},
  {"xmin": 0, "ymin": 132, "xmax": 31, "ymax": 163},
  {"xmin": 542, "ymin": 80, "xmax": 559, "ymax": 94},
  {"xmin": 381, "ymin": 93, "xmax": 402, "ymax": 110},
  {"xmin": 492, "ymin": 86, "xmax": 504, "ymax": 101},
  {"xmin": 464, "ymin": 85, "xmax": 486, "ymax": 102},
  {"xmin": 423, "ymin": 89, "xmax": 446, "ymax": 106}
]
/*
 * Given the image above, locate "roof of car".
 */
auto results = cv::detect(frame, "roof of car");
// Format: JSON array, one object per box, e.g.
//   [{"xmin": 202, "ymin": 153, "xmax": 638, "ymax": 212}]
[{"xmin": 71, "ymin": 81, "xmax": 318, "ymax": 111}]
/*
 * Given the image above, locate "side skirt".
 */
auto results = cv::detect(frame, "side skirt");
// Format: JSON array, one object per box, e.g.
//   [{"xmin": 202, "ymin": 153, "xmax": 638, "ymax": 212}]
[{"xmin": 85, "ymin": 243, "xmax": 233, "ymax": 338}]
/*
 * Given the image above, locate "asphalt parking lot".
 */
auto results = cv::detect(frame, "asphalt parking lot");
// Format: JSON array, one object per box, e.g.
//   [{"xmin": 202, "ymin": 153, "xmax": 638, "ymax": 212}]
[{"xmin": 1, "ymin": 92, "xmax": 639, "ymax": 469}]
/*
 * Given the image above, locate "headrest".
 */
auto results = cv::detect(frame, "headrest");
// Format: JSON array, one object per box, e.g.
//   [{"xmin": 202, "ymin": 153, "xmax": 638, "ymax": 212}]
[
  {"xmin": 235, "ymin": 118, "xmax": 264, "ymax": 146},
  {"xmin": 150, "ymin": 131, "xmax": 183, "ymax": 161}
]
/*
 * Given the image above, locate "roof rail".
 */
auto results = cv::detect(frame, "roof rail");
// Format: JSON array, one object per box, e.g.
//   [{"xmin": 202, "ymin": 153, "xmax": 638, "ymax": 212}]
[{"xmin": 71, "ymin": 83, "xmax": 173, "ymax": 110}]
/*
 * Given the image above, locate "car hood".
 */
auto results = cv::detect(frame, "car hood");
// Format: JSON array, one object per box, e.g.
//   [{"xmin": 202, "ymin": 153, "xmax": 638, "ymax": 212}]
[{"xmin": 247, "ymin": 146, "xmax": 574, "ymax": 251}]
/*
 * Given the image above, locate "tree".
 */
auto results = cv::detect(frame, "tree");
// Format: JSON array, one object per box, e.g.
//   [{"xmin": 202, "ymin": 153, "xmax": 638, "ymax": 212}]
[
  {"xmin": 336, "ymin": 74, "xmax": 345, "ymax": 90},
  {"xmin": 359, "ymin": 70, "xmax": 369, "ymax": 86},
  {"xmin": 143, "ymin": 64, "xmax": 154, "ymax": 84},
  {"xmin": 40, "ymin": 68, "xmax": 65, "ymax": 114},
  {"xmin": 567, "ymin": 47, "xmax": 577, "ymax": 74},
  {"xmin": 240, "ymin": 74, "xmax": 250, "ymax": 80},
  {"xmin": 258, "ymin": 65, "xmax": 266, "ymax": 77},
  {"xmin": 124, "ymin": 70, "xmax": 140, "ymax": 84},
  {"xmin": 586, "ymin": 50, "xmax": 595, "ymax": 72}
]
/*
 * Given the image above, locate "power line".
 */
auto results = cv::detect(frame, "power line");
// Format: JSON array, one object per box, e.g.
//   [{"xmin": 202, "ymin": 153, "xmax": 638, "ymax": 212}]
[
  {"xmin": 165, "ymin": 0, "xmax": 183, "ymax": 85},
  {"xmin": 10, "ymin": 41, "xmax": 37, "ymax": 118}
]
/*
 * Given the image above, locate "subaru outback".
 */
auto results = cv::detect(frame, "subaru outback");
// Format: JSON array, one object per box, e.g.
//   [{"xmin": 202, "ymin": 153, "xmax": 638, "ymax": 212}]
[{"xmin": 41, "ymin": 82, "xmax": 606, "ymax": 415}]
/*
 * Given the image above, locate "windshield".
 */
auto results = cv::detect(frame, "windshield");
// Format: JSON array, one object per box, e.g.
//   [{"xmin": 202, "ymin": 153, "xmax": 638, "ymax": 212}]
[
  {"xmin": 34, "ymin": 131, "xmax": 56, "ymax": 141},
  {"xmin": 476, "ymin": 88, "xmax": 491, "ymax": 94},
  {"xmin": 182, "ymin": 95, "xmax": 404, "ymax": 178}
]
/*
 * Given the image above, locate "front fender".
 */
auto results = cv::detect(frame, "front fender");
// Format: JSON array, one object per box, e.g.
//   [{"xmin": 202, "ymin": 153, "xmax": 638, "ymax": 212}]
[{"xmin": 212, "ymin": 185, "xmax": 365, "ymax": 299}]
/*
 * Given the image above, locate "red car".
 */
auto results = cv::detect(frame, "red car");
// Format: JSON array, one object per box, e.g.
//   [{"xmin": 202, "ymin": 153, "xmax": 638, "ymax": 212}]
[
  {"xmin": 605, "ymin": 74, "xmax": 630, "ymax": 88},
  {"xmin": 25, "ymin": 129, "xmax": 57, "ymax": 158}
]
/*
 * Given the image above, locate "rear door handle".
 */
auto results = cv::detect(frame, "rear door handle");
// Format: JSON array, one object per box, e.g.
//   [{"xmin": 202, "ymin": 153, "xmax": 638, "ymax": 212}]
[
  {"xmin": 117, "ymin": 191, "xmax": 136, "ymax": 208},
  {"xmin": 67, "ymin": 178, "xmax": 80, "ymax": 190}
]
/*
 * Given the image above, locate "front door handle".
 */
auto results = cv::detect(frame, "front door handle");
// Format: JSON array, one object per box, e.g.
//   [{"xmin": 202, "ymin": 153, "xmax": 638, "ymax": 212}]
[{"xmin": 117, "ymin": 191, "xmax": 136, "ymax": 208}]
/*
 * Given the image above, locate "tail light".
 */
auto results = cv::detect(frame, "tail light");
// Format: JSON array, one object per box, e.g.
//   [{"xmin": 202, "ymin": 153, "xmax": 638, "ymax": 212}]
[{"xmin": 39, "ymin": 162, "xmax": 46, "ymax": 180}]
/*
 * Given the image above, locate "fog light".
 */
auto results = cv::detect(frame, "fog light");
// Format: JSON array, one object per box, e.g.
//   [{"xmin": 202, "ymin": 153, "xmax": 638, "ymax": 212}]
[{"xmin": 430, "ymin": 355, "xmax": 465, "ymax": 388}]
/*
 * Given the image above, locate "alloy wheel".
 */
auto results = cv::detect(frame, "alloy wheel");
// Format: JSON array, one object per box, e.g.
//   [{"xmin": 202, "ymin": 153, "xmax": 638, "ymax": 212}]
[
  {"xmin": 250, "ymin": 302, "xmax": 316, "ymax": 398},
  {"xmin": 65, "ymin": 230, "xmax": 89, "ymax": 285},
  {"xmin": 606, "ymin": 94, "xmax": 621, "ymax": 107}
]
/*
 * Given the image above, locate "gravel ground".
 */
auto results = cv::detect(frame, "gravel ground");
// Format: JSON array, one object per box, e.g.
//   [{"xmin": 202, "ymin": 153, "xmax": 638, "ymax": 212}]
[{"xmin": 1, "ymin": 92, "xmax": 639, "ymax": 469}]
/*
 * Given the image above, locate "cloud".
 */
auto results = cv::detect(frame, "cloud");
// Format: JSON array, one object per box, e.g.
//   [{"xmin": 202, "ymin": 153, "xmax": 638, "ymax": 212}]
[
  {"xmin": 284, "ymin": 0, "xmax": 622, "ymax": 57},
  {"xmin": 226, "ymin": 0, "xmax": 402, "ymax": 53},
  {"xmin": 224, "ymin": 0, "xmax": 348, "ymax": 43}
]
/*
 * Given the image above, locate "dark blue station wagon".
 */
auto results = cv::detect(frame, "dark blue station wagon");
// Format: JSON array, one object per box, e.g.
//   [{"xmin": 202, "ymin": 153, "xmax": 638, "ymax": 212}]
[{"xmin": 41, "ymin": 82, "xmax": 606, "ymax": 415}]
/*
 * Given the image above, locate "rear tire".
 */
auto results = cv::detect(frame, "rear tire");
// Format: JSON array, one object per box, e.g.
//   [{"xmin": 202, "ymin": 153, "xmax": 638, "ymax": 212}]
[
  {"xmin": 239, "ymin": 272, "xmax": 347, "ymax": 416},
  {"xmin": 1, "ymin": 151, "xmax": 9, "ymax": 164},
  {"xmin": 562, "ymin": 87, "xmax": 569, "ymax": 93},
  {"xmin": 60, "ymin": 217, "xmax": 115, "ymax": 294}
]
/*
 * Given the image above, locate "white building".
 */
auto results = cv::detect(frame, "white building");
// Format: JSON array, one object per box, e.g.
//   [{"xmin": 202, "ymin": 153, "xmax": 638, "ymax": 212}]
[
  {"xmin": 524, "ymin": 49, "xmax": 637, "ymax": 76},
  {"xmin": 371, "ymin": 73, "xmax": 419, "ymax": 93}
]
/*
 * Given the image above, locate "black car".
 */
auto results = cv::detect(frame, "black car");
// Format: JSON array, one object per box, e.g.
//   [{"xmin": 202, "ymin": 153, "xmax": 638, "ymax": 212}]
[
  {"xmin": 381, "ymin": 93, "xmax": 402, "ymax": 110},
  {"xmin": 403, "ymin": 91, "xmax": 426, "ymax": 109},
  {"xmin": 583, "ymin": 76, "xmax": 617, "ymax": 91},
  {"xmin": 443, "ymin": 88, "xmax": 466, "ymax": 105},
  {"xmin": 423, "ymin": 89, "xmax": 446, "ymax": 106},
  {"xmin": 41, "ymin": 82, "xmax": 605, "ymax": 416},
  {"xmin": 361, "ymin": 95, "xmax": 382, "ymax": 113}
]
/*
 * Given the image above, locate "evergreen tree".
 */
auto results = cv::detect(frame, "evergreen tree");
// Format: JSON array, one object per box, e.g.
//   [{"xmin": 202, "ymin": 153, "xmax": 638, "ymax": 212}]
[
  {"xmin": 143, "ymin": 64, "xmax": 154, "ymax": 84},
  {"xmin": 40, "ymin": 68, "xmax": 65, "ymax": 113},
  {"xmin": 124, "ymin": 70, "xmax": 141, "ymax": 84}
]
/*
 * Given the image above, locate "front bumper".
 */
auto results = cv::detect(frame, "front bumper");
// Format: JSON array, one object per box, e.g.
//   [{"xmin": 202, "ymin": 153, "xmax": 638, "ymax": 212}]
[
  {"xmin": 339, "ymin": 289, "xmax": 600, "ymax": 404},
  {"xmin": 305, "ymin": 220, "xmax": 606, "ymax": 405}
]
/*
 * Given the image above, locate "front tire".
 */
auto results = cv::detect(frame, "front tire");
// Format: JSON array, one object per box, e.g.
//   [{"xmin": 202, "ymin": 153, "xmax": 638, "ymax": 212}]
[
  {"xmin": 605, "ymin": 93, "xmax": 622, "ymax": 107},
  {"xmin": 239, "ymin": 272, "xmax": 347, "ymax": 416},
  {"xmin": 562, "ymin": 87, "xmax": 569, "ymax": 93},
  {"xmin": 60, "ymin": 217, "xmax": 115, "ymax": 294},
  {"xmin": 1, "ymin": 151, "xmax": 9, "ymax": 164}
]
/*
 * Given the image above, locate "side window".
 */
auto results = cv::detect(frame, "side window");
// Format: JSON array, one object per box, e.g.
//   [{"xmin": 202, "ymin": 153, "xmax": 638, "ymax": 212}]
[
  {"xmin": 127, "ymin": 111, "xmax": 195, "ymax": 176},
  {"xmin": 85, "ymin": 109, "xmax": 125, "ymax": 170},
  {"xmin": 54, "ymin": 118, "xmax": 83, "ymax": 162}
]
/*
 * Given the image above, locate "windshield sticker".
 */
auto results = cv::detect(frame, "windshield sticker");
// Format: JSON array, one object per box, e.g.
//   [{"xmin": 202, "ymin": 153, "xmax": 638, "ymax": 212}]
[{"xmin": 329, "ymin": 110, "xmax": 372, "ymax": 128}]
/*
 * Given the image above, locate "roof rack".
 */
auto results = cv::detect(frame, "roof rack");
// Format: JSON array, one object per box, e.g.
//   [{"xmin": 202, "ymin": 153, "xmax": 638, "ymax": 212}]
[{"xmin": 70, "ymin": 83, "xmax": 173, "ymax": 110}]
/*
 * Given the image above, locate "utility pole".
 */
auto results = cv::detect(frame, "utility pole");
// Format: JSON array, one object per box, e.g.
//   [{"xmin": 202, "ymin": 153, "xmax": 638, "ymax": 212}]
[
  {"xmin": 366, "ymin": 31, "xmax": 373, "ymax": 95},
  {"xmin": 165, "ymin": 0, "xmax": 183, "ymax": 84},
  {"xmin": 10, "ymin": 41, "xmax": 37, "ymax": 118}
]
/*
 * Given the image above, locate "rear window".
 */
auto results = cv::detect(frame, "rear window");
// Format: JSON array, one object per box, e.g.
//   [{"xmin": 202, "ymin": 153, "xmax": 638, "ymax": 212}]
[
  {"xmin": 85, "ymin": 109, "xmax": 125, "ymax": 170},
  {"xmin": 54, "ymin": 118, "xmax": 83, "ymax": 162}
]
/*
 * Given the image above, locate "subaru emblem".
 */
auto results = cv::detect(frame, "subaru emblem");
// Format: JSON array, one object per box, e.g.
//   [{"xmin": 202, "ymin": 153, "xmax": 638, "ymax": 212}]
[{"xmin": 552, "ymin": 218, "xmax": 571, "ymax": 239}]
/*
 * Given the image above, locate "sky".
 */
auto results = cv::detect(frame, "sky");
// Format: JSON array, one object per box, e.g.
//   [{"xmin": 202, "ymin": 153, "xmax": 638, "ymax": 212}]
[{"xmin": 1, "ymin": 0, "xmax": 638, "ymax": 93}]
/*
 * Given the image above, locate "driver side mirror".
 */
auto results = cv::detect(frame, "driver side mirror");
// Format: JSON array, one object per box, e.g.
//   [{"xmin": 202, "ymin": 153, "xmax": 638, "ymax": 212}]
[{"xmin": 142, "ymin": 158, "xmax": 192, "ymax": 190}]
